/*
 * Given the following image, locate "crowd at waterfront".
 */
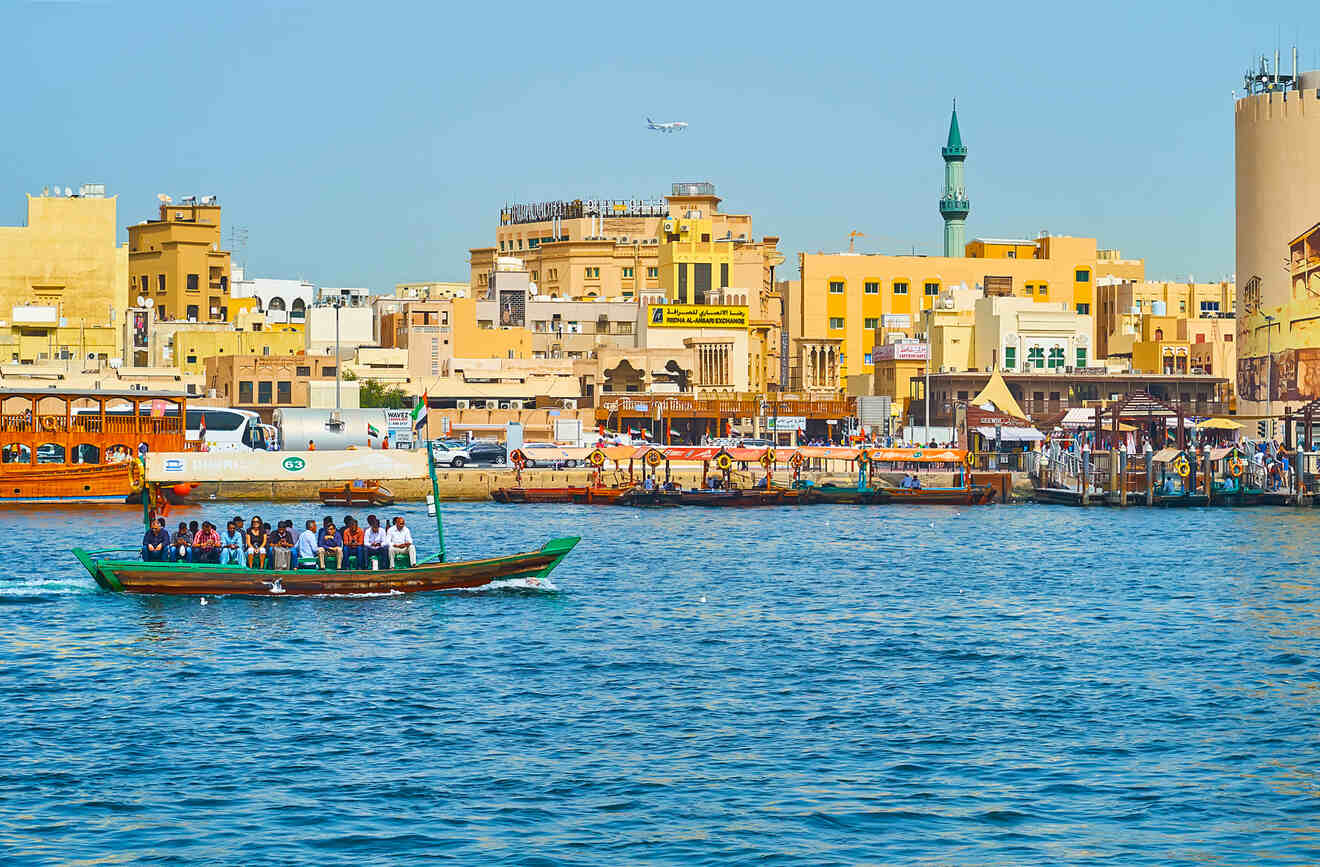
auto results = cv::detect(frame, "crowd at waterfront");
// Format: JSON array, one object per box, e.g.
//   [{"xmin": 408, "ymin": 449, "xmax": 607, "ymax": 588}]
[{"xmin": 140, "ymin": 513, "xmax": 418, "ymax": 570}]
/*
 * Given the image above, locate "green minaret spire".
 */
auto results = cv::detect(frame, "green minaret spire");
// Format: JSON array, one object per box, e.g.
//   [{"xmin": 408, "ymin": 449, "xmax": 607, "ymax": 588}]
[{"xmin": 939, "ymin": 99, "xmax": 969, "ymax": 257}]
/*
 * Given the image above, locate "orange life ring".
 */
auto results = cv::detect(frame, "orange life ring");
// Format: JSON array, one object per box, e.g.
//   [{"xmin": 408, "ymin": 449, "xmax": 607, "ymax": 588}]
[
  {"xmin": 1227, "ymin": 456, "xmax": 1245, "ymax": 478},
  {"xmin": 40, "ymin": 416, "xmax": 56, "ymax": 432},
  {"xmin": 128, "ymin": 457, "xmax": 145, "ymax": 492},
  {"xmin": 645, "ymin": 450, "xmax": 663, "ymax": 467},
  {"xmin": 760, "ymin": 448, "xmax": 776, "ymax": 466},
  {"xmin": 589, "ymin": 449, "xmax": 606, "ymax": 467},
  {"xmin": 788, "ymin": 452, "xmax": 804, "ymax": 469},
  {"xmin": 510, "ymin": 449, "xmax": 526, "ymax": 469}
]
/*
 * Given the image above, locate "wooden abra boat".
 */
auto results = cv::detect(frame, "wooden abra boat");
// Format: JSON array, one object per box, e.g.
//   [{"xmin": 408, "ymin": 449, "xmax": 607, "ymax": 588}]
[
  {"xmin": 319, "ymin": 480, "xmax": 395, "ymax": 507},
  {"xmin": 874, "ymin": 485, "xmax": 996, "ymax": 506},
  {"xmin": 74, "ymin": 439, "xmax": 581, "ymax": 597},
  {"xmin": 675, "ymin": 487, "xmax": 808, "ymax": 507},
  {"xmin": 490, "ymin": 485, "xmax": 635, "ymax": 504},
  {"xmin": 73, "ymin": 537, "xmax": 579, "ymax": 597},
  {"xmin": 1, "ymin": 388, "xmax": 189, "ymax": 504}
]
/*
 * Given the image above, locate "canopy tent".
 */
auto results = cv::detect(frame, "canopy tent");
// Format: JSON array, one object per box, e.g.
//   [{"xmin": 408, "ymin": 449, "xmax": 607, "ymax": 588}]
[
  {"xmin": 969, "ymin": 371, "xmax": 1028, "ymax": 420},
  {"xmin": 1196, "ymin": 417, "xmax": 1242, "ymax": 430}
]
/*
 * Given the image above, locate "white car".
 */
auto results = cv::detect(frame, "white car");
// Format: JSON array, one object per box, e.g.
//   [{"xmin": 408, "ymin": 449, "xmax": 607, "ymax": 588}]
[
  {"xmin": 429, "ymin": 441, "xmax": 472, "ymax": 468},
  {"xmin": 521, "ymin": 442, "xmax": 579, "ymax": 468}
]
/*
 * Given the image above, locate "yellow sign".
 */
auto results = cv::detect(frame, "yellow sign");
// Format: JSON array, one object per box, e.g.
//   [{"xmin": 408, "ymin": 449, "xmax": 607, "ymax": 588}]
[{"xmin": 647, "ymin": 304, "xmax": 748, "ymax": 329}]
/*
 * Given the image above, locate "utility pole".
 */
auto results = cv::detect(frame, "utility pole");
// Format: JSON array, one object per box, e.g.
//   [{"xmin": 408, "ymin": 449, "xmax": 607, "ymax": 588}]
[
  {"xmin": 1265, "ymin": 313, "xmax": 1276, "ymax": 441},
  {"xmin": 334, "ymin": 296, "xmax": 343, "ymax": 413}
]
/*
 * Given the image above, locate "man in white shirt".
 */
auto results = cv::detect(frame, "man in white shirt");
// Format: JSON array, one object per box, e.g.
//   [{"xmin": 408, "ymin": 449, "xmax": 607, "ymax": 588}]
[
  {"xmin": 295, "ymin": 519, "xmax": 319, "ymax": 567},
  {"xmin": 384, "ymin": 516, "xmax": 415, "ymax": 567},
  {"xmin": 363, "ymin": 514, "xmax": 388, "ymax": 570}
]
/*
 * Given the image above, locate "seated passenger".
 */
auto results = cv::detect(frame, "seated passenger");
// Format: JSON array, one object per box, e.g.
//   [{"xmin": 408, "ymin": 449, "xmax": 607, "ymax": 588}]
[
  {"xmin": 270, "ymin": 520, "xmax": 296, "ymax": 570},
  {"xmin": 219, "ymin": 520, "xmax": 246, "ymax": 566},
  {"xmin": 316, "ymin": 516, "xmax": 343, "ymax": 570},
  {"xmin": 911, "ymin": 475, "xmax": 922, "ymax": 489},
  {"xmin": 246, "ymin": 517, "xmax": 268, "ymax": 569},
  {"xmin": 142, "ymin": 518, "xmax": 169, "ymax": 562},
  {"xmin": 296, "ymin": 519, "xmax": 319, "ymax": 566},
  {"xmin": 385, "ymin": 516, "xmax": 415, "ymax": 567},
  {"xmin": 192, "ymin": 522, "xmax": 221, "ymax": 563},
  {"xmin": 171, "ymin": 521, "xmax": 192, "ymax": 562},
  {"xmin": 364, "ymin": 514, "xmax": 388, "ymax": 570},
  {"xmin": 341, "ymin": 516, "xmax": 365, "ymax": 569}
]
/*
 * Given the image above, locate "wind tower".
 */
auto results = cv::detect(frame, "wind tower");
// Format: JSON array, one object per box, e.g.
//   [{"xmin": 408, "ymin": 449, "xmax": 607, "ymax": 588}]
[{"xmin": 938, "ymin": 101, "xmax": 970, "ymax": 257}]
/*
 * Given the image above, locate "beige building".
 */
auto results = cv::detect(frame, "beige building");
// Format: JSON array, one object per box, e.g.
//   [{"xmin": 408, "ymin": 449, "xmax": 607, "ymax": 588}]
[
  {"xmin": 1235, "ymin": 69, "xmax": 1320, "ymax": 414},
  {"xmin": 792, "ymin": 233, "xmax": 1142, "ymax": 388},
  {"xmin": 0, "ymin": 186, "xmax": 128, "ymax": 364},
  {"xmin": 127, "ymin": 200, "xmax": 232, "ymax": 323},
  {"xmin": 1095, "ymin": 278, "xmax": 1234, "ymax": 360},
  {"xmin": 204, "ymin": 353, "xmax": 353, "ymax": 422}
]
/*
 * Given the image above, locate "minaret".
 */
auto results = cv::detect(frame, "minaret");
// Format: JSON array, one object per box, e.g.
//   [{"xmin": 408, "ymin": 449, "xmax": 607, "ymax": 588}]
[{"xmin": 938, "ymin": 101, "xmax": 969, "ymax": 257}]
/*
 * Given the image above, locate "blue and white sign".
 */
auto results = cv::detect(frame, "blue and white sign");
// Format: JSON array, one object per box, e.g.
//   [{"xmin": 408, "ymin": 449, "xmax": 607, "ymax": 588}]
[{"xmin": 163, "ymin": 458, "xmax": 185, "ymax": 473}]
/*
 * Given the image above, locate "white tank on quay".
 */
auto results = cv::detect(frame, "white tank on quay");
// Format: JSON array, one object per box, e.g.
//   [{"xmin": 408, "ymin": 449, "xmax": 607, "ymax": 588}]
[{"xmin": 273, "ymin": 408, "xmax": 405, "ymax": 451}]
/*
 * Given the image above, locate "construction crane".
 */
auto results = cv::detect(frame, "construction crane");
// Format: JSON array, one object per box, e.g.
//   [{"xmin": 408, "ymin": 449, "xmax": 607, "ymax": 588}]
[{"xmin": 847, "ymin": 231, "xmax": 865, "ymax": 253}]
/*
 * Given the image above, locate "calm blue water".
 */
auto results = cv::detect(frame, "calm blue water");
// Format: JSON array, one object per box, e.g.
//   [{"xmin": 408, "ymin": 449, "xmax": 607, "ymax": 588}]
[{"xmin": 2, "ymin": 502, "xmax": 1319, "ymax": 864}]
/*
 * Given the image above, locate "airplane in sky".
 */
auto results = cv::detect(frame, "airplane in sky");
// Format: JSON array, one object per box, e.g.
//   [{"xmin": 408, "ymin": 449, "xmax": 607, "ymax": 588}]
[{"xmin": 647, "ymin": 117, "xmax": 688, "ymax": 133}]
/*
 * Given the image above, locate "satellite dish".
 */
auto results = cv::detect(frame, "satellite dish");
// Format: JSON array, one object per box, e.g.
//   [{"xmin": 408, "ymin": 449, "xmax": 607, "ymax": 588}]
[{"xmin": 136, "ymin": 296, "xmax": 147, "ymax": 307}]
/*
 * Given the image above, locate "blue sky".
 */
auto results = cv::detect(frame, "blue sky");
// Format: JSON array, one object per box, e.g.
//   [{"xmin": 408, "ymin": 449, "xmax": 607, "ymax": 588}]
[{"xmin": 5, "ymin": 1, "xmax": 1314, "ymax": 286}]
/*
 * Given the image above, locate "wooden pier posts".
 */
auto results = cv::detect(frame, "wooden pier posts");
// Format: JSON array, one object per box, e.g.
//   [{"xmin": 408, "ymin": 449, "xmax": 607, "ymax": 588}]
[{"xmin": 1144, "ymin": 444, "xmax": 1154, "ymax": 506}]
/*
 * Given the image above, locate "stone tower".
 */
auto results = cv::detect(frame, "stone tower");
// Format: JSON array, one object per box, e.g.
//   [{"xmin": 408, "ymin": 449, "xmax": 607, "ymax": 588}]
[{"xmin": 938, "ymin": 102, "xmax": 970, "ymax": 257}]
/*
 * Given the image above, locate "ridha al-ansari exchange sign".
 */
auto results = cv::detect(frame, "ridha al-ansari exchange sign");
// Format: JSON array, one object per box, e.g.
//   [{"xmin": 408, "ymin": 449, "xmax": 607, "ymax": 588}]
[{"xmin": 647, "ymin": 305, "xmax": 749, "ymax": 328}]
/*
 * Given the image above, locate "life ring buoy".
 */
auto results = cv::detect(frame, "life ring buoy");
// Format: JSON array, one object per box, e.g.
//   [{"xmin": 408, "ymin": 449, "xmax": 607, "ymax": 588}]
[
  {"xmin": 127, "ymin": 457, "xmax": 145, "ymax": 492},
  {"xmin": 857, "ymin": 450, "xmax": 872, "ymax": 466},
  {"xmin": 40, "ymin": 416, "xmax": 57, "ymax": 432},
  {"xmin": 1172, "ymin": 455, "xmax": 1191, "ymax": 478},
  {"xmin": 588, "ymin": 449, "xmax": 605, "ymax": 467},
  {"xmin": 645, "ymin": 450, "xmax": 663, "ymax": 468},
  {"xmin": 715, "ymin": 453, "xmax": 733, "ymax": 472},
  {"xmin": 509, "ymin": 449, "xmax": 526, "ymax": 469},
  {"xmin": 1227, "ymin": 456, "xmax": 1245, "ymax": 478},
  {"xmin": 788, "ymin": 452, "xmax": 804, "ymax": 469}
]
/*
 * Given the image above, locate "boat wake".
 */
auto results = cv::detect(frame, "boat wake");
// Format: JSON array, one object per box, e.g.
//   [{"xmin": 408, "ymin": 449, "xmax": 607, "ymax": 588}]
[
  {"xmin": 479, "ymin": 575, "xmax": 560, "ymax": 593},
  {"xmin": 0, "ymin": 575, "xmax": 94, "ymax": 600}
]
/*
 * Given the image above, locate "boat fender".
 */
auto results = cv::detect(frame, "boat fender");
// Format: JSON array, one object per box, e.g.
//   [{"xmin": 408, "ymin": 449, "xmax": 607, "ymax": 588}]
[
  {"xmin": 128, "ymin": 457, "xmax": 146, "ymax": 492},
  {"xmin": 1227, "ymin": 456, "xmax": 1245, "ymax": 478},
  {"xmin": 1172, "ymin": 455, "xmax": 1191, "ymax": 478}
]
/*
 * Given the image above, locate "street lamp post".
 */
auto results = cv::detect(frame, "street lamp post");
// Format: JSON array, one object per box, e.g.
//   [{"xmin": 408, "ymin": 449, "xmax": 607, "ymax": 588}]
[{"xmin": 333, "ymin": 297, "xmax": 343, "ymax": 413}]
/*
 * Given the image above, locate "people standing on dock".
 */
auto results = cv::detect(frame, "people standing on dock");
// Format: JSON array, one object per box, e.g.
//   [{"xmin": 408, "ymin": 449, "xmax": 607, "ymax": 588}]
[{"xmin": 385, "ymin": 516, "xmax": 415, "ymax": 567}]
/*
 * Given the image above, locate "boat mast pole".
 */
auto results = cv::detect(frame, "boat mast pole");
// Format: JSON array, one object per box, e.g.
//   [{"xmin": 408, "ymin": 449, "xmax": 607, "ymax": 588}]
[{"xmin": 426, "ymin": 434, "xmax": 446, "ymax": 562}]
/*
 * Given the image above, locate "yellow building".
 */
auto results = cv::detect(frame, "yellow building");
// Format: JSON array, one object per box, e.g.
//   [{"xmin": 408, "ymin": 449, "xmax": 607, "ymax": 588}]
[
  {"xmin": 169, "ymin": 323, "xmax": 305, "ymax": 376},
  {"xmin": 1095, "ymin": 278, "xmax": 1234, "ymax": 359},
  {"xmin": 128, "ymin": 200, "xmax": 232, "ymax": 323},
  {"xmin": 0, "ymin": 187, "xmax": 128, "ymax": 364},
  {"xmin": 793, "ymin": 234, "xmax": 1143, "ymax": 386}
]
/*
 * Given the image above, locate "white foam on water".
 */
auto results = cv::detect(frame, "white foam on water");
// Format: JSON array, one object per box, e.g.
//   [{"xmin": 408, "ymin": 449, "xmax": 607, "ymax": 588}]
[
  {"xmin": 482, "ymin": 575, "xmax": 560, "ymax": 593},
  {"xmin": 0, "ymin": 576, "xmax": 95, "ymax": 597}
]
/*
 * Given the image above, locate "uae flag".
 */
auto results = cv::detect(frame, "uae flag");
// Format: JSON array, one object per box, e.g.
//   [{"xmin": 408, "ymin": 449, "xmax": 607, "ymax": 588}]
[
  {"xmin": 367, "ymin": 423, "xmax": 381, "ymax": 439},
  {"xmin": 411, "ymin": 392, "xmax": 429, "ymax": 432}
]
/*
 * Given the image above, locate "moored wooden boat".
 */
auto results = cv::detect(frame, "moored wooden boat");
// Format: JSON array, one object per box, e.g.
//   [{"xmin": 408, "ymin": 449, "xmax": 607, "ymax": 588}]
[
  {"xmin": 799, "ymin": 483, "xmax": 885, "ymax": 505},
  {"xmin": 72, "ymin": 537, "xmax": 580, "ymax": 597},
  {"xmin": 318, "ymin": 480, "xmax": 395, "ymax": 507},
  {"xmin": 675, "ymin": 488, "xmax": 805, "ymax": 507},
  {"xmin": 491, "ymin": 486, "xmax": 586, "ymax": 503},
  {"xmin": 874, "ymin": 484, "xmax": 997, "ymax": 506}
]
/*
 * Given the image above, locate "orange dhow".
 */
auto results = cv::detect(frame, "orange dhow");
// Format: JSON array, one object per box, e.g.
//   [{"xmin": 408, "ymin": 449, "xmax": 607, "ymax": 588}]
[{"xmin": 0, "ymin": 388, "xmax": 190, "ymax": 505}]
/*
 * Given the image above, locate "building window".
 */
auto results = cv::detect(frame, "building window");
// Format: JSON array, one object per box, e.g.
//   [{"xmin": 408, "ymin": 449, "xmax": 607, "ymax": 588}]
[
  {"xmin": 585, "ymin": 267, "xmax": 600, "ymax": 279},
  {"xmin": 647, "ymin": 267, "xmax": 658, "ymax": 278},
  {"xmin": 864, "ymin": 317, "xmax": 880, "ymax": 330},
  {"xmin": 1224, "ymin": 333, "xmax": 1233, "ymax": 342},
  {"xmin": 829, "ymin": 280, "xmax": 845, "ymax": 294},
  {"xmin": 1024, "ymin": 285, "xmax": 1034, "ymax": 295},
  {"xmin": 1075, "ymin": 269, "xmax": 1090, "ymax": 282},
  {"xmin": 1004, "ymin": 347, "xmax": 1016, "ymax": 369},
  {"xmin": 622, "ymin": 267, "xmax": 634, "ymax": 278},
  {"xmin": 829, "ymin": 317, "xmax": 845, "ymax": 330},
  {"xmin": 186, "ymin": 355, "xmax": 197, "ymax": 364},
  {"xmin": 864, "ymin": 281, "xmax": 880, "ymax": 294},
  {"xmin": 1076, "ymin": 348, "xmax": 1088, "ymax": 368},
  {"xmin": 140, "ymin": 275, "xmax": 149, "ymax": 293},
  {"xmin": 257, "ymin": 381, "xmax": 273, "ymax": 404},
  {"xmin": 238, "ymin": 381, "xmax": 253, "ymax": 403},
  {"xmin": 1036, "ymin": 283, "xmax": 1048, "ymax": 296},
  {"xmin": 1047, "ymin": 347, "xmax": 1065, "ymax": 369},
  {"xmin": 864, "ymin": 352, "xmax": 873, "ymax": 364},
  {"xmin": 1027, "ymin": 347, "xmax": 1045, "ymax": 369},
  {"xmin": 296, "ymin": 365, "xmax": 311, "ymax": 377},
  {"xmin": 1179, "ymin": 300, "xmax": 1186, "ymax": 312},
  {"xmin": 1007, "ymin": 250, "xmax": 1016, "ymax": 258},
  {"xmin": 893, "ymin": 281, "xmax": 908, "ymax": 295},
  {"xmin": 322, "ymin": 366, "xmax": 336, "ymax": 378},
  {"xmin": 187, "ymin": 274, "xmax": 199, "ymax": 291},
  {"xmin": 157, "ymin": 274, "xmax": 166, "ymax": 293},
  {"xmin": 720, "ymin": 263, "xmax": 729, "ymax": 288},
  {"xmin": 277, "ymin": 381, "xmax": 292, "ymax": 403},
  {"xmin": 924, "ymin": 282, "xmax": 939, "ymax": 296},
  {"xmin": 1075, "ymin": 303, "xmax": 1090, "ymax": 315},
  {"xmin": 1200, "ymin": 301, "xmax": 1220, "ymax": 314}
]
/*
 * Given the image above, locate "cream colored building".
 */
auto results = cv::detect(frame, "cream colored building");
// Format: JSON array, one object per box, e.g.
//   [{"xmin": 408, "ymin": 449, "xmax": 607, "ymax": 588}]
[
  {"xmin": 1235, "ymin": 69, "xmax": 1320, "ymax": 413},
  {"xmin": 792, "ymin": 233, "xmax": 1142, "ymax": 388},
  {"xmin": 974, "ymin": 296, "xmax": 1095, "ymax": 374},
  {"xmin": 1095, "ymin": 278, "xmax": 1234, "ymax": 359},
  {"xmin": 0, "ymin": 186, "xmax": 128, "ymax": 364}
]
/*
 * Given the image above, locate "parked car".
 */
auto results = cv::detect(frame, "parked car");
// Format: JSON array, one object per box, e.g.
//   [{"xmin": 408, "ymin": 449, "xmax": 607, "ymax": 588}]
[
  {"xmin": 429, "ymin": 441, "xmax": 472, "ymax": 468},
  {"xmin": 465, "ymin": 441, "xmax": 507, "ymax": 465},
  {"xmin": 738, "ymin": 438, "xmax": 775, "ymax": 449}
]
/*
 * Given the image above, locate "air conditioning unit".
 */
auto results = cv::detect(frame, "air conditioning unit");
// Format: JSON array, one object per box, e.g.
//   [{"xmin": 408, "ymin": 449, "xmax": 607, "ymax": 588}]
[
  {"xmin": 498, "ymin": 401, "xmax": 511, "ymax": 410},
  {"xmin": 484, "ymin": 400, "xmax": 498, "ymax": 410},
  {"xmin": 509, "ymin": 399, "xmax": 524, "ymax": 410},
  {"xmin": 455, "ymin": 399, "xmax": 470, "ymax": 409}
]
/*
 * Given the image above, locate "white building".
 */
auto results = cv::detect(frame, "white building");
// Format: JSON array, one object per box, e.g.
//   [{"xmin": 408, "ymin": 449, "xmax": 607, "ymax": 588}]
[
  {"xmin": 317, "ymin": 286, "xmax": 372, "ymax": 307},
  {"xmin": 974, "ymin": 296, "xmax": 1095, "ymax": 373},
  {"xmin": 229, "ymin": 267, "xmax": 315, "ymax": 324}
]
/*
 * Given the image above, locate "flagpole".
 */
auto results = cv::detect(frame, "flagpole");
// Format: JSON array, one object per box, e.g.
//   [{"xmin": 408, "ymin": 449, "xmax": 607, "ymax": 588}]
[{"xmin": 425, "ymin": 416, "xmax": 445, "ymax": 563}]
